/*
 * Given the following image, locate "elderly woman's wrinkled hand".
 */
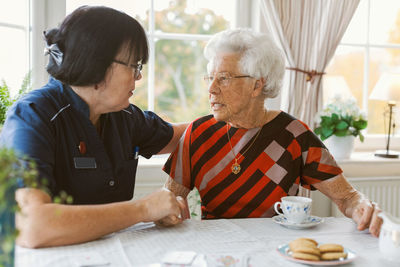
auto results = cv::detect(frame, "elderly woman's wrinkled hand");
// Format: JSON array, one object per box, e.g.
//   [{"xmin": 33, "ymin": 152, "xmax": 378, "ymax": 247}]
[
  {"xmin": 351, "ymin": 199, "xmax": 382, "ymax": 237},
  {"xmin": 140, "ymin": 189, "xmax": 187, "ymax": 224},
  {"xmin": 155, "ymin": 196, "xmax": 190, "ymax": 227}
]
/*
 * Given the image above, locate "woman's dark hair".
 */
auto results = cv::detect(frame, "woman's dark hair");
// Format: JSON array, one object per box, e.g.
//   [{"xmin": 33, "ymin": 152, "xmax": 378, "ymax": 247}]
[{"xmin": 44, "ymin": 6, "xmax": 148, "ymax": 86}]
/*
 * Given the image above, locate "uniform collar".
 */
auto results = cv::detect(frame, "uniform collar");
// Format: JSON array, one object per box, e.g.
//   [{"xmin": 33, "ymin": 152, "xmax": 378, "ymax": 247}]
[{"xmin": 55, "ymin": 79, "xmax": 91, "ymax": 118}]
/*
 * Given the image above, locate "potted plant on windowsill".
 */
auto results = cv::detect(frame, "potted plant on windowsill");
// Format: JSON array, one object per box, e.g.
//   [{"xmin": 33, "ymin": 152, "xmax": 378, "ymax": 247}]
[{"xmin": 314, "ymin": 95, "xmax": 368, "ymax": 160}]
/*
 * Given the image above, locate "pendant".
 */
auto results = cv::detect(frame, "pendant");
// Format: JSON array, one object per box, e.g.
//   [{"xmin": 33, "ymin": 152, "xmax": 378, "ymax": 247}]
[{"xmin": 231, "ymin": 162, "xmax": 241, "ymax": 174}]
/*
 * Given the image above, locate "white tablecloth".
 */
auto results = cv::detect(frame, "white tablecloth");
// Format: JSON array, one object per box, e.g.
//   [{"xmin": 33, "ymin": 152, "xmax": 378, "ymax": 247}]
[{"xmin": 15, "ymin": 217, "xmax": 398, "ymax": 267}]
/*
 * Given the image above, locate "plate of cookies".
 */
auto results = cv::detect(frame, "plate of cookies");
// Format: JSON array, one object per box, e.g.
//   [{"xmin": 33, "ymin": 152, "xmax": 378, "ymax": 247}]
[{"xmin": 276, "ymin": 237, "xmax": 357, "ymax": 266}]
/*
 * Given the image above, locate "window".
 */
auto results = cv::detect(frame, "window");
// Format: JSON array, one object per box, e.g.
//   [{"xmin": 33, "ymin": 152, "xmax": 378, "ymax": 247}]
[
  {"xmin": 325, "ymin": 0, "xmax": 400, "ymax": 139},
  {"xmin": 67, "ymin": 0, "xmax": 236, "ymax": 122},
  {"xmin": 0, "ymin": 1, "xmax": 31, "ymax": 97}
]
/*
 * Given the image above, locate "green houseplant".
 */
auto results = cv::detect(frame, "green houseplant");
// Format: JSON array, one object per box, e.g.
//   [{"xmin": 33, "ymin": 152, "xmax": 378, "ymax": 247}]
[
  {"xmin": 314, "ymin": 95, "xmax": 368, "ymax": 142},
  {"xmin": 314, "ymin": 95, "xmax": 367, "ymax": 159},
  {"xmin": 0, "ymin": 149, "xmax": 38, "ymax": 267}
]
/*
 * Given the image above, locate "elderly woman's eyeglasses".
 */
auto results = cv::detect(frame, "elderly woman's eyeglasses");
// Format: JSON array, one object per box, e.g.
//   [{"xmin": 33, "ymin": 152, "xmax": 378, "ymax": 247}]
[
  {"xmin": 204, "ymin": 72, "xmax": 252, "ymax": 87},
  {"xmin": 113, "ymin": 60, "xmax": 143, "ymax": 80}
]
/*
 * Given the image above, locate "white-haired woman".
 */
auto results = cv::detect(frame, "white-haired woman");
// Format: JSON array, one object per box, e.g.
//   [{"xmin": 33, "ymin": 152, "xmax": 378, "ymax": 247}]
[{"xmin": 160, "ymin": 28, "xmax": 382, "ymax": 237}]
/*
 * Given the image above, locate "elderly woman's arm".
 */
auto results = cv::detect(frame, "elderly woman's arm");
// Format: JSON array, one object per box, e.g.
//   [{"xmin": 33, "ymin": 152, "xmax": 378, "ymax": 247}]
[
  {"xmin": 15, "ymin": 187, "xmax": 185, "ymax": 248},
  {"xmin": 313, "ymin": 174, "xmax": 382, "ymax": 237}
]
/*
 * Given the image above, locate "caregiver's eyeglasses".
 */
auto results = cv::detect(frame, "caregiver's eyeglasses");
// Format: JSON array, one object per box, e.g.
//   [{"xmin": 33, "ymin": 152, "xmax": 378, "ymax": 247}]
[
  {"xmin": 204, "ymin": 72, "xmax": 253, "ymax": 87},
  {"xmin": 113, "ymin": 60, "xmax": 143, "ymax": 80}
]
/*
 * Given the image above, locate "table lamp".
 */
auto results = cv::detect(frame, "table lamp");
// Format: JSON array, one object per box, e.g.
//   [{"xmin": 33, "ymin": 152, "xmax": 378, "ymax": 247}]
[{"xmin": 369, "ymin": 73, "xmax": 400, "ymax": 158}]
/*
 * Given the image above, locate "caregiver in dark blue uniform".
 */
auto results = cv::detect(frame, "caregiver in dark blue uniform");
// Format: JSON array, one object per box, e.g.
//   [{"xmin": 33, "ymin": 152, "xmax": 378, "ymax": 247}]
[{"xmin": 0, "ymin": 6, "xmax": 188, "ymax": 248}]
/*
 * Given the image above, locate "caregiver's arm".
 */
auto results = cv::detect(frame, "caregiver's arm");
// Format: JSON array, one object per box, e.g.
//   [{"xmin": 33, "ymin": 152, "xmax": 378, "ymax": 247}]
[{"xmin": 16, "ymin": 187, "xmax": 183, "ymax": 248}]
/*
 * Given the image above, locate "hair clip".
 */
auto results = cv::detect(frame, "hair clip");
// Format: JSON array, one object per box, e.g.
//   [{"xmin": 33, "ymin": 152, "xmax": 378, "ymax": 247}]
[{"xmin": 44, "ymin": 43, "xmax": 63, "ymax": 66}]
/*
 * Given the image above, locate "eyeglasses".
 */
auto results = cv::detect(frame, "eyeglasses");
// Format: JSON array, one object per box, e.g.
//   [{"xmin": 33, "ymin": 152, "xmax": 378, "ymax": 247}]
[
  {"xmin": 203, "ymin": 72, "xmax": 253, "ymax": 87},
  {"xmin": 113, "ymin": 60, "xmax": 143, "ymax": 80}
]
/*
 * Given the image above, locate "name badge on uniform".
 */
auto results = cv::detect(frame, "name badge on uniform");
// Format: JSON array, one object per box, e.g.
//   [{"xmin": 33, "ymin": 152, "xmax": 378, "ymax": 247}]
[{"xmin": 73, "ymin": 157, "xmax": 97, "ymax": 169}]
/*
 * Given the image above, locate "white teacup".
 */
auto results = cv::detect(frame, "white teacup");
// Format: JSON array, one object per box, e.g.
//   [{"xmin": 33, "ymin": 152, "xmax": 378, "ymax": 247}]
[{"xmin": 273, "ymin": 196, "xmax": 312, "ymax": 224}]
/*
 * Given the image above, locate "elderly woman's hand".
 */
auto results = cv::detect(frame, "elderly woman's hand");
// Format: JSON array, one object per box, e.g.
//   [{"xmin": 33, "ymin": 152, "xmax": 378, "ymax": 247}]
[
  {"xmin": 351, "ymin": 199, "xmax": 382, "ymax": 237},
  {"xmin": 155, "ymin": 196, "xmax": 190, "ymax": 227},
  {"xmin": 314, "ymin": 174, "xmax": 383, "ymax": 237}
]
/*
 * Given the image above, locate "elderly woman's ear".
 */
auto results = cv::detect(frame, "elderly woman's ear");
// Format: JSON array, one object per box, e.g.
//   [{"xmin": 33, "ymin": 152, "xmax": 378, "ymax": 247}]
[{"xmin": 252, "ymin": 78, "xmax": 266, "ymax": 98}]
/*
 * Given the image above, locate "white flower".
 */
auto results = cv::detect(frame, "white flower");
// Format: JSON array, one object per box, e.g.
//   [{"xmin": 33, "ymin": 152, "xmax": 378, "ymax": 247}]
[
  {"xmin": 359, "ymin": 110, "xmax": 367, "ymax": 120},
  {"xmin": 315, "ymin": 95, "xmax": 367, "ymax": 141},
  {"xmin": 319, "ymin": 95, "xmax": 363, "ymax": 121}
]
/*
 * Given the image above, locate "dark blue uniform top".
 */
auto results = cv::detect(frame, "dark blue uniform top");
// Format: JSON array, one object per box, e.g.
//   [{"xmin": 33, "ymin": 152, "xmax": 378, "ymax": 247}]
[{"xmin": 0, "ymin": 78, "xmax": 173, "ymax": 204}]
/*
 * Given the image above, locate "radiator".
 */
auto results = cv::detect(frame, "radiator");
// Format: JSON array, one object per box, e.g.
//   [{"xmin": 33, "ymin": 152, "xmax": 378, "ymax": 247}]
[{"xmin": 332, "ymin": 176, "xmax": 400, "ymax": 217}]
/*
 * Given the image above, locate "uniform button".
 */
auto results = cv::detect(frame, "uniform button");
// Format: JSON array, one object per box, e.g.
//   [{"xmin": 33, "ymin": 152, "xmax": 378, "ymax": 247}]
[{"xmin": 109, "ymin": 180, "xmax": 115, "ymax": 186}]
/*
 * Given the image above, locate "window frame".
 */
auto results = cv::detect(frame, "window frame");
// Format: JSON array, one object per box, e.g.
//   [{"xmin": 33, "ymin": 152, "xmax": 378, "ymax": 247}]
[
  {"xmin": 34, "ymin": 0, "xmax": 256, "ymax": 116},
  {"xmin": 144, "ymin": 0, "xmax": 251, "ymax": 112},
  {"xmin": 31, "ymin": 0, "xmax": 66, "ymax": 90},
  {"xmin": 332, "ymin": 0, "xmax": 400, "ymax": 151},
  {"xmin": 0, "ymin": 1, "xmax": 32, "ymax": 94},
  {"xmin": 31, "ymin": 1, "xmax": 397, "ymax": 152}
]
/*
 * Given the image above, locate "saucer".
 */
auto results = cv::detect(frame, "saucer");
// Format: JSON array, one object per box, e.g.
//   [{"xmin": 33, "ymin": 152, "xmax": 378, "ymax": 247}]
[
  {"xmin": 277, "ymin": 243, "xmax": 357, "ymax": 265},
  {"xmin": 272, "ymin": 215, "xmax": 324, "ymax": 229}
]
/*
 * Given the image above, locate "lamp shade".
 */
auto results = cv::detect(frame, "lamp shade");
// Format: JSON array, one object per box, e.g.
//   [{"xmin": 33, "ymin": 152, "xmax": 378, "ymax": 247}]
[
  {"xmin": 370, "ymin": 73, "xmax": 400, "ymax": 102},
  {"xmin": 323, "ymin": 75, "xmax": 354, "ymax": 103}
]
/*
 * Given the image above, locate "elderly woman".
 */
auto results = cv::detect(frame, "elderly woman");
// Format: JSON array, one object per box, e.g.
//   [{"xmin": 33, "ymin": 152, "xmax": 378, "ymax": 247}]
[
  {"xmin": 0, "ymin": 6, "xmax": 188, "ymax": 248},
  {"xmin": 161, "ymin": 28, "xmax": 382, "ymax": 237}
]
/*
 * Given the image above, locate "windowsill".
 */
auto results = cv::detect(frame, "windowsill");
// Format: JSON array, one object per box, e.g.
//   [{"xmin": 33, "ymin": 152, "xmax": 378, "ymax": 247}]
[
  {"xmin": 139, "ymin": 151, "xmax": 400, "ymax": 165},
  {"xmin": 337, "ymin": 151, "xmax": 400, "ymax": 178},
  {"xmin": 138, "ymin": 154, "xmax": 170, "ymax": 168},
  {"xmin": 337, "ymin": 151, "xmax": 400, "ymax": 163},
  {"xmin": 135, "ymin": 151, "xmax": 400, "ymax": 186},
  {"xmin": 138, "ymin": 152, "xmax": 400, "ymax": 180}
]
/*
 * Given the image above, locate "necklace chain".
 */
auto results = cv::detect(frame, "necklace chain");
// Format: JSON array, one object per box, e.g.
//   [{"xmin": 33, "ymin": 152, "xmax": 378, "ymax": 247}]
[{"xmin": 226, "ymin": 124, "xmax": 263, "ymax": 174}]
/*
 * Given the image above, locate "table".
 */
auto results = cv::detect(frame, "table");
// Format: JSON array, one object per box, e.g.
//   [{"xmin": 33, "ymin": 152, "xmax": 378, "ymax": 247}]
[{"xmin": 15, "ymin": 217, "xmax": 397, "ymax": 267}]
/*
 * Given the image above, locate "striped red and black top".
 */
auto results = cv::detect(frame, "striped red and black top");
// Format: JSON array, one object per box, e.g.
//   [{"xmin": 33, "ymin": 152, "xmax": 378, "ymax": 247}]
[{"xmin": 163, "ymin": 111, "xmax": 342, "ymax": 219}]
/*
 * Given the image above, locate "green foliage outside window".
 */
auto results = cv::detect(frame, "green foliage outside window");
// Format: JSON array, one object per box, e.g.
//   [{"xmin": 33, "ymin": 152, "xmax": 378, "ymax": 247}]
[
  {"xmin": 134, "ymin": 0, "xmax": 229, "ymax": 122},
  {"xmin": 0, "ymin": 73, "xmax": 31, "ymax": 125}
]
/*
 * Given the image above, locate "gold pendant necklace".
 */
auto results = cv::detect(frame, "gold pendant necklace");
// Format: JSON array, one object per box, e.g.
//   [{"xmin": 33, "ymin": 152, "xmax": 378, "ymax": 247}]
[{"xmin": 226, "ymin": 124, "xmax": 262, "ymax": 175}]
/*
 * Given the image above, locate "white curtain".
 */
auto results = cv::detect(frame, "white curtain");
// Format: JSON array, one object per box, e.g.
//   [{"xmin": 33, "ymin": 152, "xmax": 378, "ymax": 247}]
[{"xmin": 260, "ymin": 0, "xmax": 360, "ymax": 127}]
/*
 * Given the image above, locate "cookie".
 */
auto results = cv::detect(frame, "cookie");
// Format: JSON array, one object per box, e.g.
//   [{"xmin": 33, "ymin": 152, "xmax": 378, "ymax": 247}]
[
  {"xmin": 321, "ymin": 252, "xmax": 348, "ymax": 260},
  {"xmin": 319, "ymin": 244, "xmax": 344, "ymax": 253},
  {"xmin": 289, "ymin": 238, "xmax": 317, "ymax": 252},
  {"xmin": 292, "ymin": 252, "xmax": 320, "ymax": 261},
  {"xmin": 292, "ymin": 246, "xmax": 321, "ymax": 256},
  {"xmin": 295, "ymin": 237, "xmax": 318, "ymax": 246}
]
